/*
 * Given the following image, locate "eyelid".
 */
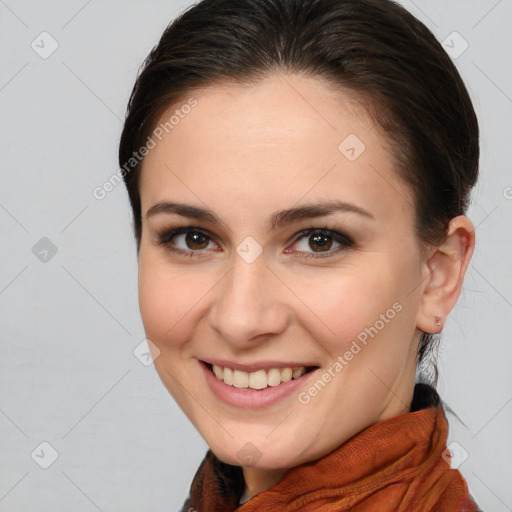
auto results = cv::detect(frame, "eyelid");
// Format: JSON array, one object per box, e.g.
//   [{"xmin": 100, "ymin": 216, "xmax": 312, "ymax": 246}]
[
  {"xmin": 284, "ymin": 227, "xmax": 353, "ymax": 259},
  {"xmin": 156, "ymin": 225, "xmax": 216, "ymax": 242},
  {"xmin": 289, "ymin": 227, "xmax": 353, "ymax": 247},
  {"xmin": 155, "ymin": 224, "xmax": 354, "ymax": 258},
  {"xmin": 155, "ymin": 225, "xmax": 221, "ymax": 253}
]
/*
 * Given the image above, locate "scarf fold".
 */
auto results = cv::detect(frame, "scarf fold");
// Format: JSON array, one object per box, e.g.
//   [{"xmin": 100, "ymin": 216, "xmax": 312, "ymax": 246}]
[{"xmin": 181, "ymin": 384, "xmax": 479, "ymax": 512}]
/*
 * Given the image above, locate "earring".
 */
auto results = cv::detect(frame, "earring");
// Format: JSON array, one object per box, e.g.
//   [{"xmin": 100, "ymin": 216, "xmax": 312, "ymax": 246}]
[{"xmin": 435, "ymin": 316, "xmax": 442, "ymax": 327}]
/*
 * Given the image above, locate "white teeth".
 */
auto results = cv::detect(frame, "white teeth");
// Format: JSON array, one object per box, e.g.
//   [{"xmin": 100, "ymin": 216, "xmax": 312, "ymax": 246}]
[
  {"xmin": 248, "ymin": 369, "xmax": 267, "ymax": 390},
  {"xmin": 280, "ymin": 367, "xmax": 292, "ymax": 382},
  {"xmin": 267, "ymin": 368, "xmax": 281, "ymax": 387},
  {"xmin": 223, "ymin": 367, "xmax": 233, "ymax": 385},
  {"xmin": 213, "ymin": 365, "xmax": 223, "ymax": 380},
  {"xmin": 293, "ymin": 367, "xmax": 306, "ymax": 379},
  {"xmin": 211, "ymin": 364, "xmax": 310, "ymax": 390},
  {"xmin": 232, "ymin": 369, "xmax": 249, "ymax": 388}
]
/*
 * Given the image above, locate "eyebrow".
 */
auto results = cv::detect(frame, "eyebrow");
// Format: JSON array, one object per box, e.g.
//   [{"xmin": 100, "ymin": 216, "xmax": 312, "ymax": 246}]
[{"xmin": 146, "ymin": 199, "xmax": 375, "ymax": 230}]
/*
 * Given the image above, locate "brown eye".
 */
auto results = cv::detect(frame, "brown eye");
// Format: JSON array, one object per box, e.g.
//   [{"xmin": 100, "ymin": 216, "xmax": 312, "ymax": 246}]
[
  {"xmin": 289, "ymin": 228, "xmax": 353, "ymax": 258},
  {"xmin": 184, "ymin": 231, "xmax": 209, "ymax": 250},
  {"xmin": 309, "ymin": 233, "xmax": 334, "ymax": 252},
  {"xmin": 156, "ymin": 226, "xmax": 218, "ymax": 257}
]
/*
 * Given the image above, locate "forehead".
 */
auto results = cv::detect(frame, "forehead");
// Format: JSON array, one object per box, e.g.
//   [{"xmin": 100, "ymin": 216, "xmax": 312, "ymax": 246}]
[{"xmin": 139, "ymin": 73, "xmax": 414, "ymax": 224}]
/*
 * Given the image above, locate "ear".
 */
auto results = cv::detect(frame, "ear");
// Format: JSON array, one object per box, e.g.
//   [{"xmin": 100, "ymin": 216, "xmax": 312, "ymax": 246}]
[{"xmin": 416, "ymin": 215, "xmax": 475, "ymax": 334}]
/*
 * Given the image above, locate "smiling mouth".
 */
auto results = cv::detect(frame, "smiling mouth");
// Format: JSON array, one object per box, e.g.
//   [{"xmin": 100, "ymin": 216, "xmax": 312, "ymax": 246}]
[{"xmin": 203, "ymin": 362, "xmax": 319, "ymax": 391}]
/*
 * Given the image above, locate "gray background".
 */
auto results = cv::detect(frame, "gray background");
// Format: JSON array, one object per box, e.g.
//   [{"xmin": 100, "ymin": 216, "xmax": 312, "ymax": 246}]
[{"xmin": 1, "ymin": 0, "xmax": 511, "ymax": 510}]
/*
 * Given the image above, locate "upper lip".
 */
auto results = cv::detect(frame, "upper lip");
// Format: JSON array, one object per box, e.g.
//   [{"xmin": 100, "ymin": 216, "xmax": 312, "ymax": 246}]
[{"xmin": 200, "ymin": 358, "xmax": 319, "ymax": 373}]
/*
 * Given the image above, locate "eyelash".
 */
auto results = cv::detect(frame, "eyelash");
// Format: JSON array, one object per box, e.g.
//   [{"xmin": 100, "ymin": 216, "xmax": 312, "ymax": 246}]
[{"xmin": 155, "ymin": 224, "xmax": 354, "ymax": 260}]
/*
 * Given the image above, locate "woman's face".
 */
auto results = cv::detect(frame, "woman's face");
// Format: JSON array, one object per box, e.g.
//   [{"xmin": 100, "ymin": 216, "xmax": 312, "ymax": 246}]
[{"xmin": 138, "ymin": 73, "xmax": 428, "ymax": 470}]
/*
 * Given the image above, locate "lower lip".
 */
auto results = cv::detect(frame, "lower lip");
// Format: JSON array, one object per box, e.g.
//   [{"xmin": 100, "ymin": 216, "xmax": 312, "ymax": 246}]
[{"xmin": 199, "ymin": 360, "xmax": 320, "ymax": 409}]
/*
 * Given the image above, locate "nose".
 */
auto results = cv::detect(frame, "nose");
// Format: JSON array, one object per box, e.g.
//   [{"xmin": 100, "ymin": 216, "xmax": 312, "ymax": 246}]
[{"xmin": 208, "ymin": 253, "xmax": 290, "ymax": 347}]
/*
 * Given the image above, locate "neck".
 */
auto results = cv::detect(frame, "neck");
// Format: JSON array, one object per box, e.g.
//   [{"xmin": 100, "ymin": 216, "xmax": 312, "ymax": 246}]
[{"xmin": 241, "ymin": 466, "xmax": 288, "ymax": 501}]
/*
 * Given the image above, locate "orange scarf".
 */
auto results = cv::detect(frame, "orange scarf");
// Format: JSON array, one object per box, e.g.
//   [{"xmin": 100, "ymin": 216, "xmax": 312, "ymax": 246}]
[{"xmin": 181, "ymin": 385, "xmax": 479, "ymax": 511}]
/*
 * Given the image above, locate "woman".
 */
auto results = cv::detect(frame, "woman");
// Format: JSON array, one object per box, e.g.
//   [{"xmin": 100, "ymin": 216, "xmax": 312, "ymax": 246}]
[{"xmin": 119, "ymin": 0, "xmax": 480, "ymax": 509}]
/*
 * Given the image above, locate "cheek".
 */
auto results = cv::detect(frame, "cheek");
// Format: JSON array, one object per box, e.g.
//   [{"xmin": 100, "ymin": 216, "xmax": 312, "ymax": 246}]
[
  {"xmin": 297, "ymin": 266, "xmax": 393, "ymax": 342},
  {"xmin": 137, "ymin": 256, "xmax": 210, "ymax": 347},
  {"xmin": 297, "ymin": 260, "xmax": 415, "ymax": 385}
]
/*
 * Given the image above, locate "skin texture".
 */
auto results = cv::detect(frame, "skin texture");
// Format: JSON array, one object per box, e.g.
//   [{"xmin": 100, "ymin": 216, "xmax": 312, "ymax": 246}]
[{"xmin": 137, "ymin": 73, "xmax": 475, "ymax": 500}]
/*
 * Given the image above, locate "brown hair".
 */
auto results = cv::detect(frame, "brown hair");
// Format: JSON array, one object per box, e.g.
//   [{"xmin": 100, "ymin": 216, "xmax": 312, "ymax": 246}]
[{"xmin": 118, "ymin": 0, "xmax": 479, "ymax": 382}]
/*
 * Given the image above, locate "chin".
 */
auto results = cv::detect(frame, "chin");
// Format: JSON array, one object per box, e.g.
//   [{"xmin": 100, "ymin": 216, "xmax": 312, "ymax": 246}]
[{"xmin": 206, "ymin": 432, "xmax": 311, "ymax": 470}]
